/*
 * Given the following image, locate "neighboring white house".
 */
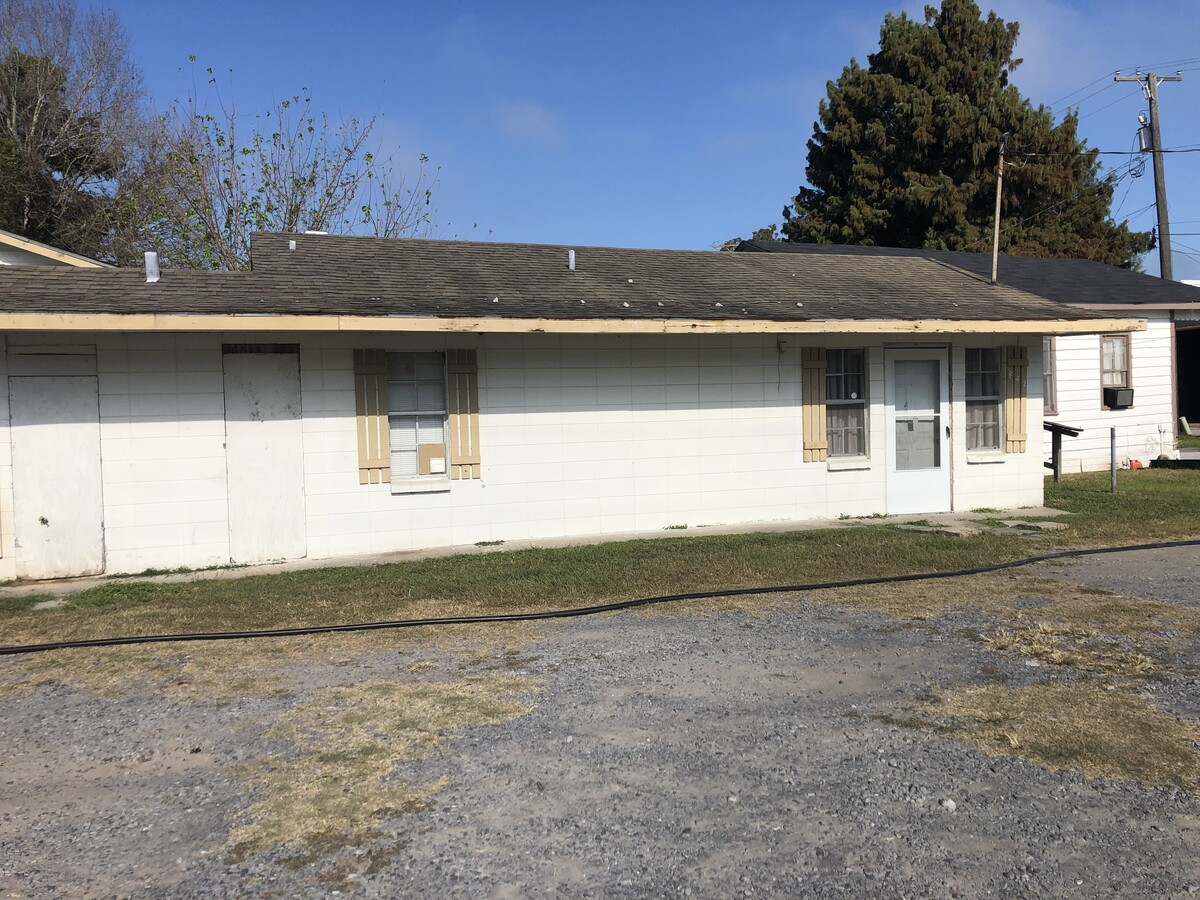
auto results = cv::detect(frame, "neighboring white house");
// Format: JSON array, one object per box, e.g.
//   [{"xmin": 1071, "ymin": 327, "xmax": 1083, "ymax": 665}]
[
  {"xmin": 0, "ymin": 228, "xmax": 110, "ymax": 268},
  {"xmin": 0, "ymin": 234, "xmax": 1142, "ymax": 580},
  {"xmin": 738, "ymin": 242, "xmax": 1200, "ymax": 472}
]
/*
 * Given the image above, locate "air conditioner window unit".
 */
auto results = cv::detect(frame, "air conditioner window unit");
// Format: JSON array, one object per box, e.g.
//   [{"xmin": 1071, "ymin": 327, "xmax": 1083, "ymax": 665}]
[{"xmin": 1104, "ymin": 387, "xmax": 1134, "ymax": 409}]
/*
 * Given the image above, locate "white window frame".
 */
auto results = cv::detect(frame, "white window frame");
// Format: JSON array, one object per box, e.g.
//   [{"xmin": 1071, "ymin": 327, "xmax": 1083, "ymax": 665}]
[
  {"xmin": 1042, "ymin": 336, "xmax": 1057, "ymax": 416},
  {"xmin": 1100, "ymin": 333, "xmax": 1131, "ymax": 390},
  {"xmin": 826, "ymin": 348, "xmax": 868, "ymax": 458},
  {"xmin": 965, "ymin": 347, "xmax": 1003, "ymax": 452},
  {"xmin": 386, "ymin": 351, "xmax": 451, "ymax": 493}
]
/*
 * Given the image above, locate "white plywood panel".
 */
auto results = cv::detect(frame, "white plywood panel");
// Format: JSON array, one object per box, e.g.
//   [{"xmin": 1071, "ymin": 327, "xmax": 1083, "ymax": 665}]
[
  {"xmin": 10, "ymin": 375, "xmax": 105, "ymax": 578},
  {"xmin": 223, "ymin": 353, "xmax": 307, "ymax": 563}
]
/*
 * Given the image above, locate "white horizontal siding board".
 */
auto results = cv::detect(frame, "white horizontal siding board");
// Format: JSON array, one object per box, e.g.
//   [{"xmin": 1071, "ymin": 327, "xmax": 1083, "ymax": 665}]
[{"xmin": 1046, "ymin": 315, "xmax": 1176, "ymax": 470}]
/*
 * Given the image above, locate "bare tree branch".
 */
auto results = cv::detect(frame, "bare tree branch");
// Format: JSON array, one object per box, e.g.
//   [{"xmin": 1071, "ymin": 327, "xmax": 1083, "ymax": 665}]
[{"xmin": 144, "ymin": 65, "xmax": 439, "ymax": 270}]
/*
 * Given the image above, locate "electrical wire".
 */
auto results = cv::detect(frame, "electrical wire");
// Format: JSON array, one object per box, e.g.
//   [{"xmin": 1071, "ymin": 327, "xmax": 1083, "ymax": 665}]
[{"xmin": 3, "ymin": 539, "xmax": 1199, "ymax": 657}]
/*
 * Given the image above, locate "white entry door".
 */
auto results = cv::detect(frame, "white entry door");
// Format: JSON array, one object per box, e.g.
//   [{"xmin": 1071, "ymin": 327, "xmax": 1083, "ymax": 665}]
[
  {"xmin": 11, "ymin": 374, "xmax": 105, "ymax": 579},
  {"xmin": 885, "ymin": 348, "xmax": 951, "ymax": 514},
  {"xmin": 223, "ymin": 351, "xmax": 307, "ymax": 564}
]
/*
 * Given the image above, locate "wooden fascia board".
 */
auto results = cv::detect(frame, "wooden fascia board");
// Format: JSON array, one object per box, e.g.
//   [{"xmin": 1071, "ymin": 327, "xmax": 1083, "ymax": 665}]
[{"xmin": 0, "ymin": 313, "xmax": 1147, "ymax": 335}]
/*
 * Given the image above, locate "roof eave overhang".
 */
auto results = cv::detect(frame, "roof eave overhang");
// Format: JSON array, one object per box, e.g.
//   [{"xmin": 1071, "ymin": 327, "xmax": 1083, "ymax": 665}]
[
  {"xmin": 1069, "ymin": 302, "xmax": 1200, "ymax": 312},
  {"xmin": 0, "ymin": 313, "xmax": 1146, "ymax": 335}
]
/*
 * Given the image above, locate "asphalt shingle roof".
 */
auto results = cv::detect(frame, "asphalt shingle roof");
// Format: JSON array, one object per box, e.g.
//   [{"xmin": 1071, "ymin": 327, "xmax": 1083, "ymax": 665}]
[
  {"xmin": 0, "ymin": 232, "xmax": 1115, "ymax": 324},
  {"xmin": 736, "ymin": 241, "xmax": 1200, "ymax": 308}
]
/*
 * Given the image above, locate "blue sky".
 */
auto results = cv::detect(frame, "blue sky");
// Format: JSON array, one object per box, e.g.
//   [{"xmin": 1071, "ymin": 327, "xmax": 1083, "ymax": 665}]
[{"xmin": 102, "ymin": 0, "xmax": 1200, "ymax": 278}]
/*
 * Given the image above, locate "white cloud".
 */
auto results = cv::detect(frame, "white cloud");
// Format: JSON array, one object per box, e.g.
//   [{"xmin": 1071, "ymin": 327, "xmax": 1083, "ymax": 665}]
[{"xmin": 496, "ymin": 100, "xmax": 563, "ymax": 148}]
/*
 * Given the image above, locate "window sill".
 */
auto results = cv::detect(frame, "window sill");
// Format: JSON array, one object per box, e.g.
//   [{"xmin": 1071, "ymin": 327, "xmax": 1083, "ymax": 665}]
[
  {"xmin": 966, "ymin": 451, "xmax": 1006, "ymax": 465},
  {"xmin": 390, "ymin": 477, "xmax": 452, "ymax": 495},
  {"xmin": 827, "ymin": 456, "xmax": 871, "ymax": 472}
]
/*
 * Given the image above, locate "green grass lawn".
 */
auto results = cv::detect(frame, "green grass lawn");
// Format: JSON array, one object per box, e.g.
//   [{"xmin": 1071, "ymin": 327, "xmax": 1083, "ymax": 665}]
[
  {"xmin": 1, "ymin": 469, "xmax": 1197, "ymax": 647},
  {"xmin": 1179, "ymin": 432, "xmax": 1200, "ymax": 450}
]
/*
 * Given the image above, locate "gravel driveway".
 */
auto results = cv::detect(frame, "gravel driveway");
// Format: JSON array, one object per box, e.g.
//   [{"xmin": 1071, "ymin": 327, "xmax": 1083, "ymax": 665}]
[{"xmin": 2, "ymin": 548, "xmax": 1199, "ymax": 898}]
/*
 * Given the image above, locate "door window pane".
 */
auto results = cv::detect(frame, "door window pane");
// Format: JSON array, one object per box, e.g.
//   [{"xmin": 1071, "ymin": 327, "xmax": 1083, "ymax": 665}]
[
  {"xmin": 894, "ymin": 360, "xmax": 938, "ymax": 413},
  {"xmin": 895, "ymin": 416, "xmax": 940, "ymax": 470}
]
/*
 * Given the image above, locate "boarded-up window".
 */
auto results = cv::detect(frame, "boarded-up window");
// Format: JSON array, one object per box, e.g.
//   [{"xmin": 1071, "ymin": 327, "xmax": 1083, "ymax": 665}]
[
  {"xmin": 1005, "ymin": 345, "xmax": 1029, "ymax": 454},
  {"xmin": 354, "ymin": 349, "xmax": 483, "ymax": 486},
  {"xmin": 801, "ymin": 347, "xmax": 828, "ymax": 462}
]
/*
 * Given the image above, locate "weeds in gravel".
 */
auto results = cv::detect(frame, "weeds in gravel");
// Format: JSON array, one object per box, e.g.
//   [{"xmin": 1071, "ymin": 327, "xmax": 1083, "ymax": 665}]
[
  {"xmin": 0, "ymin": 625, "xmax": 539, "ymax": 702},
  {"xmin": 982, "ymin": 619, "xmax": 1156, "ymax": 676},
  {"xmin": 822, "ymin": 571, "xmax": 1199, "ymax": 642},
  {"xmin": 224, "ymin": 675, "xmax": 537, "ymax": 885},
  {"xmin": 917, "ymin": 683, "xmax": 1200, "ymax": 790}
]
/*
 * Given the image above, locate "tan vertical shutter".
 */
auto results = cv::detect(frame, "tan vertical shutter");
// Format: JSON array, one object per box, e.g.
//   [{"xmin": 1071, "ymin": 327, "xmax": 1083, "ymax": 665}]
[
  {"xmin": 354, "ymin": 349, "xmax": 391, "ymax": 484},
  {"xmin": 801, "ymin": 347, "xmax": 828, "ymax": 463},
  {"xmin": 1005, "ymin": 345, "xmax": 1029, "ymax": 453},
  {"xmin": 447, "ymin": 349, "xmax": 481, "ymax": 480}
]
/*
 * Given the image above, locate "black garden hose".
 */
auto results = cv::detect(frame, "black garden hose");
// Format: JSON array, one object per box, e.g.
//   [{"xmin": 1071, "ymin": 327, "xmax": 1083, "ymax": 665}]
[{"xmin": 1, "ymin": 538, "xmax": 1197, "ymax": 657}]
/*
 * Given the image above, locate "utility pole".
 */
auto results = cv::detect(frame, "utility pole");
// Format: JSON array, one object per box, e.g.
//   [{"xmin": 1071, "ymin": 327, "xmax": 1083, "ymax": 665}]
[
  {"xmin": 1115, "ymin": 70, "xmax": 1183, "ymax": 280},
  {"xmin": 990, "ymin": 132, "xmax": 1010, "ymax": 284}
]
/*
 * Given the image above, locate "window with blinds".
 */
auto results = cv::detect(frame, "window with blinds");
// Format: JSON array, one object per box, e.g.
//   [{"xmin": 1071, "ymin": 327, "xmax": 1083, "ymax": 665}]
[
  {"xmin": 965, "ymin": 347, "xmax": 1003, "ymax": 451},
  {"xmin": 387, "ymin": 352, "xmax": 448, "ymax": 479}
]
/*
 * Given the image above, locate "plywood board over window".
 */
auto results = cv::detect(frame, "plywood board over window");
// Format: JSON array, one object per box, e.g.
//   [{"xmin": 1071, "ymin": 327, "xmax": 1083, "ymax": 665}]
[
  {"xmin": 801, "ymin": 347, "xmax": 828, "ymax": 462},
  {"xmin": 1005, "ymin": 345, "xmax": 1029, "ymax": 453},
  {"xmin": 447, "ymin": 349, "xmax": 481, "ymax": 480},
  {"xmin": 354, "ymin": 349, "xmax": 391, "ymax": 484}
]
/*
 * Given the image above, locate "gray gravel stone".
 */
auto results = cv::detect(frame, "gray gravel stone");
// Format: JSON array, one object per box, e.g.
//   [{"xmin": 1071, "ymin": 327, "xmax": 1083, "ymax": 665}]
[{"xmin": 1, "ymin": 547, "xmax": 1198, "ymax": 897}]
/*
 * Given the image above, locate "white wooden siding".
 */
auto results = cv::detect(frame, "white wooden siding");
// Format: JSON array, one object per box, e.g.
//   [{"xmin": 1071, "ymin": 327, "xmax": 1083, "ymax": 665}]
[{"xmin": 1046, "ymin": 315, "xmax": 1176, "ymax": 471}]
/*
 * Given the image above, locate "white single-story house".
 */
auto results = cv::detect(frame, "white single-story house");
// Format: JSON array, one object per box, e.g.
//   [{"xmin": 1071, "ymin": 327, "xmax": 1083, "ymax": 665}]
[
  {"xmin": 0, "ymin": 233, "xmax": 1144, "ymax": 580},
  {"xmin": 738, "ymin": 241, "xmax": 1200, "ymax": 471},
  {"xmin": 0, "ymin": 227, "xmax": 111, "ymax": 269}
]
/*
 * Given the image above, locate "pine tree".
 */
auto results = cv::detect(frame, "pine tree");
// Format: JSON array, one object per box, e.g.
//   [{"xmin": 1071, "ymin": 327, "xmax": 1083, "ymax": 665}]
[{"xmin": 780, "ymin": 0, "xmax": 1153, "ymax": 268}]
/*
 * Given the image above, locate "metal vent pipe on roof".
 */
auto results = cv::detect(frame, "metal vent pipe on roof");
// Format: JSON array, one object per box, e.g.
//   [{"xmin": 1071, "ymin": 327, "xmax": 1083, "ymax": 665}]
[
  {"xmin": 144, "ymin": 251, "xmax": 160, "ymax": 284},
  {"xmin": 568, "ymin": 249, "xmax": 576, "ymax": 271}
]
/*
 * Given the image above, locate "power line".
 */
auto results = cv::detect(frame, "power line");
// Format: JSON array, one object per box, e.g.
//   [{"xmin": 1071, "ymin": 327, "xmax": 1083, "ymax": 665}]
[
  {"xmin": 1114, "ymin": 70, "xmax": 1183, "ymax": 280},
  {"xmin": 1019, "ymin": 148, "xmax": 1200, "ymax": 157},
  {"xmin": 1126, "ymin": 55, "xmax": 1200, "ymax": 71},
  {"xmin": 1049, "ymin": 73, "xmax": 1114, "ymax": 109},
  {"xmin": 1078, "ymin": 90, "xmax": 1139, "ymax": 120},
  {"xmin": 1051, "ymin": 81, "xmax": 1118, "ymax": 116}
]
